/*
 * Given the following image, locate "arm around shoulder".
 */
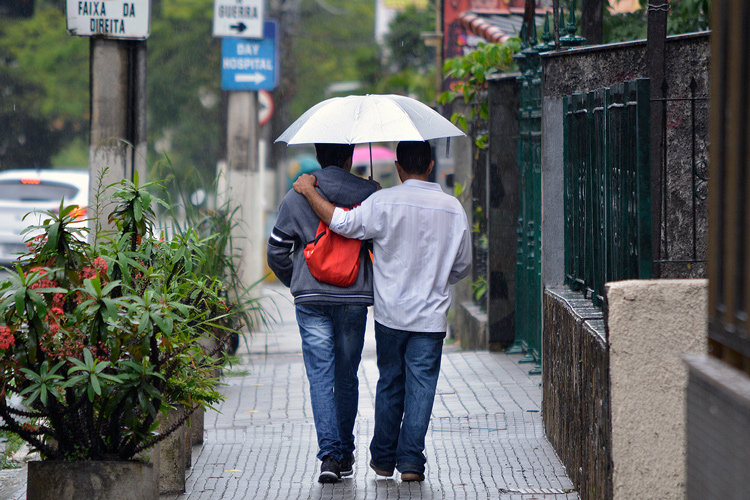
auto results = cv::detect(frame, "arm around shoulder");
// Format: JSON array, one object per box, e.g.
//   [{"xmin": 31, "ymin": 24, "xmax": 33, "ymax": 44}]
[{"xmin": 293, "ymin": 173, "xmax": 335, "ymax": 226}]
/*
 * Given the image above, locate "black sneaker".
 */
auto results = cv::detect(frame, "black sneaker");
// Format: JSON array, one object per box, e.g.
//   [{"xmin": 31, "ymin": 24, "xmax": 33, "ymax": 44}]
[
  {"xmin": 319, "ymin": 456, "xmax": 341, "ymax": 483},
  {"xmin": 340, "ymin": 453, "xmax": 355, "ymax": 477}
]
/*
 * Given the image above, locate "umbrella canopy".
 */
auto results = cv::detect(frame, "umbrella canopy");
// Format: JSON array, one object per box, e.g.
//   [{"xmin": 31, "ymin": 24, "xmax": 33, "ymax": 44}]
[{"xmin": 275, "ymin": 94, "xmax": 465, "ymax": 145}]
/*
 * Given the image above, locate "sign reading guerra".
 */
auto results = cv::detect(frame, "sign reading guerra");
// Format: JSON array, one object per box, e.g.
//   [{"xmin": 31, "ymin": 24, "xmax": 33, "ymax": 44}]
[
  {"xmin": 213, "ymin": 0, "xmax": 264, "ymax": 39},
  {"xmin": 66, "ymin": 0, "xmax": 151, "ymax": 40}
]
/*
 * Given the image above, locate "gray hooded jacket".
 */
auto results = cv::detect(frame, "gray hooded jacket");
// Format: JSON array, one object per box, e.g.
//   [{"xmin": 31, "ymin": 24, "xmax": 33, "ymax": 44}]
[{"xmin": 267, "ymin": 166, "xmax": 378, "ymax": 305}]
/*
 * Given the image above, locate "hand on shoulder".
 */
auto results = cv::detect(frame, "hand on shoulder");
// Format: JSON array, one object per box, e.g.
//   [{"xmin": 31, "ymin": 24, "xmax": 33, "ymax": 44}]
[{"xmin": 293, "ymin": 173, "xmax": 317, "ymax": 196}]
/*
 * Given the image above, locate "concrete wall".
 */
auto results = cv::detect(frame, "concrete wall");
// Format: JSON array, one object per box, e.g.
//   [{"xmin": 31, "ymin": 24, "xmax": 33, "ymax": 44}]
[
  {"xmin": 544, "ymin": 280, "xmax": 707, "ymax": 500},
  {"xmin": 684, "ymin": 354, "xmax": 750, "ymax": 500},
  {"xmin": 448, "ymin": 116, "xmax": 475, "ymax": 344},
  {"xmin": 486, "ymin": 74, "xmax": 520, "ymax": 349},
  {"xmin": 606, "ymin": 280, "xmax": 707, "ymax": 500},
  {"xmin": 452, "ymin": 74, "xmax": 520, "ymax": 351}
]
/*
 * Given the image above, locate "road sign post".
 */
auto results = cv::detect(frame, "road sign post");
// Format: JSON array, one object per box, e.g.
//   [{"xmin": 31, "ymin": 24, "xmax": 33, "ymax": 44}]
[{"xmin": 66, "ymin": 1, "xmax": 151, "ymax": 236}]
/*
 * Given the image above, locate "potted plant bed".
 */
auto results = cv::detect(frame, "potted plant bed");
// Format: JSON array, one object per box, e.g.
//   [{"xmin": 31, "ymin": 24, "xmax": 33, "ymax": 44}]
[{"xmin": 0, "ymin": 175, "xmax": 241, "ymax": 500}]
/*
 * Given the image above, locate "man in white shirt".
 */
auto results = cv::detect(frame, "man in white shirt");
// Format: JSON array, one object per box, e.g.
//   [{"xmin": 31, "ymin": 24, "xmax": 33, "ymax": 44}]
[{"xmin": 293, "ymin": 140, "xmax": 472, "ymax": 482}]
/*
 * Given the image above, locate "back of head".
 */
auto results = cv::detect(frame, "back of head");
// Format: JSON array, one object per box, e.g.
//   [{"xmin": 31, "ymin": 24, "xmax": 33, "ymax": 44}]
[
  {"xmin": 315, "ymin": 143, "xmax": 355, "ymax": 168},
  {"xmin": 396, "ymin": 141, "xmax": 432, "ymax": 175}
]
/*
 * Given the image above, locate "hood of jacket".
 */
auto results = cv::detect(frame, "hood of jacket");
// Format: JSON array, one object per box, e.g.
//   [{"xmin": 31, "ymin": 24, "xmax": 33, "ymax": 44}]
[{"xmin": 313, "ymin": 165, "xmax": 376, "ymax": 206}]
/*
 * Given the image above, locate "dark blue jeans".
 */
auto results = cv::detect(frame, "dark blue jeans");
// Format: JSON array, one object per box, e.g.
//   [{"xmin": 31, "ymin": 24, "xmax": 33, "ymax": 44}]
[
  {"xmin": 296, "ymin": 304, "xmax": 367, "ymax": 462},
  {"xmin": 369, "ymin": 321, "xmax": 445, "ymax": 475}
]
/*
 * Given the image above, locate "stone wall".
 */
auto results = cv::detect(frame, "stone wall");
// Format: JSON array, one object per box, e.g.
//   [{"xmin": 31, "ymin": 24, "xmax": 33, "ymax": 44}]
[{"xmin": 543, "ymin": 287, "xmax": 610, "ymax": 500}]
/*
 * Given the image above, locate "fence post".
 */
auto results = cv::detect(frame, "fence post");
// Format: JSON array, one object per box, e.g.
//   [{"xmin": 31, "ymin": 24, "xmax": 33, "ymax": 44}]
[{"xmin": 647, "ymin": 1, "xmax": 668, "ymax": 277}]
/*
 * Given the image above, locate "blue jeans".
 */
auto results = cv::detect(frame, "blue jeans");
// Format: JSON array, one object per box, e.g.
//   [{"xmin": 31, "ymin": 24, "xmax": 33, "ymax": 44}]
[
  {"xmin": 296, "ymin": 304, "xmax": 367, "ymax": 462},
  {"xmin": 369, "ymin": 321, "xmax": 445, "ymax": 475}
]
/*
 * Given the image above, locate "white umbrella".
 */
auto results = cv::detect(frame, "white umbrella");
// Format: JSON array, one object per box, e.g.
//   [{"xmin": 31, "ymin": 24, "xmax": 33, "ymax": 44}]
[{"xmin": 275, "ymin": 94, "xmax": 465, "ymax": 145}]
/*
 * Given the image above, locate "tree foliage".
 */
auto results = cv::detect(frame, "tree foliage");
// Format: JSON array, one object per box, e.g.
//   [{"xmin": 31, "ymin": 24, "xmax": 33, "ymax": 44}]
[
  {"xmin": 0, "ymin": 2, "xmax": 88, "ymax": 168},
  {"xmin": 604, "ymin": 0, "xmax": 710, "ymax": 44},
  {"xmin": 288, "ymin": 0, "xmax": 377, "ymax": 117},
  {"xmin": 371, "ymin": 3, "xmax": 437, "ymax": 104},
  {"xmin": 147, "ymin": 0, "xmax": 221, "ymax": 185},
  {"xmin": 439, "ymin": 40, "xmax": 521, "ymax": 150}
]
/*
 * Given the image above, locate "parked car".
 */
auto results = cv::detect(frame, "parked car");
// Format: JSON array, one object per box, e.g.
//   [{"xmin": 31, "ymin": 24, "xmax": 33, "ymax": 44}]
[{"xmin": 0, "ymin": 169, "xmax": 89, "ymax": 267}]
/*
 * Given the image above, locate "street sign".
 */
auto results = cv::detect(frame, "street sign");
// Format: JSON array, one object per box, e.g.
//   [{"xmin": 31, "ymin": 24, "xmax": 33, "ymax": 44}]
[
  {"xmin": 221, "ymin": 20, "xmax": 279, "ymax": 92},
  {"xmin": 66, "ymin": 0, "xmax": 151, "ymax": 40},
  {"xmin": 258, "ymin": 90, "xmax": 274, "ymax": 126},
  {"xmin": 213, "ymin": 0, "xmax": 264, "ymax": 39}
]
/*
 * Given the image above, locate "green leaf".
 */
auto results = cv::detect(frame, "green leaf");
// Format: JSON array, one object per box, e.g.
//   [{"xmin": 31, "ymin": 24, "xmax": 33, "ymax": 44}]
[
  {"xmin": 134, "ymin": 198, "xmax": 143, "ymax": 223},
  {"xmin": 90, "ymin": 374, "xmax": 101, "ymax": 396}
]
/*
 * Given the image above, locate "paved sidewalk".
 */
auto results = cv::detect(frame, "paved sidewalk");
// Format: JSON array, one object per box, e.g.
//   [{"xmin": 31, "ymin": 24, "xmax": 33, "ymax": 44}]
[{"xmin": 6, "ymin": 283, "xmax": 579, "ymax": 499}]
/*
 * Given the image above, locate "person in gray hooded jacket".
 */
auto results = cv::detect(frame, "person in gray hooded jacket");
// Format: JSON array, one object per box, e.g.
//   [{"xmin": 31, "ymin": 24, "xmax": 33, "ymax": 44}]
[{"xmin": 267, "ymin": 143, "xmax": 378, "ymax": 483}]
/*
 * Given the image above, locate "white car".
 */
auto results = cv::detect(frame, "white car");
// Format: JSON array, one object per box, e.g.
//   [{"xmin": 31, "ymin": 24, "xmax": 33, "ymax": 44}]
[{"xmin": 0, "ymin": 169, "xmax": 89, "ymax": 267}]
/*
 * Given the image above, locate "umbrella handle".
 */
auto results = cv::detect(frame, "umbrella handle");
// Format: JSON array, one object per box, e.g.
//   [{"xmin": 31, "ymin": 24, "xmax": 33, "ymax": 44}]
[{"xmin": 369, "ymin": 143, "xmax": 374, "ymax": 180}]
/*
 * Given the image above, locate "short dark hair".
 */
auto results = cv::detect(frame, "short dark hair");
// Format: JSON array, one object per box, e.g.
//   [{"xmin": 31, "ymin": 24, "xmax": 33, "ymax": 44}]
[
  {"xmin": 315, "ymin": 143, "xmax": 355, "ymax": 168},
  {"xmin": 396, "ymin": 141, "xmax": 432, "ymax": 175}
]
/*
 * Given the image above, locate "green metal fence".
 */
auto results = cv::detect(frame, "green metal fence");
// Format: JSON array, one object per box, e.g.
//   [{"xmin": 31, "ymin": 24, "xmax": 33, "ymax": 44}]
[
  {"xmin": 509, "ymin": 28, "xmax": 545, "ymax": 374},
  {"xmin": 563, "ymin": 79, "xmax": 653, "ymax": 306}
]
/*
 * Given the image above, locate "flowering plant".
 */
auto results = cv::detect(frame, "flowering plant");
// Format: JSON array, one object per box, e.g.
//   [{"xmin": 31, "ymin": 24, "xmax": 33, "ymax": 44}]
[{"xmin": 0, "ymin": 174, "xmax": 240, "ymax": 461}]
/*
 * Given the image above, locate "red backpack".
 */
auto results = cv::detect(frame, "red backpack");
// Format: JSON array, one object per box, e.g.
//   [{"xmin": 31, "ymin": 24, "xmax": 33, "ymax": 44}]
[{"xmin": 304, "ymin": 207, "xmax": 363, "ymax": 287}]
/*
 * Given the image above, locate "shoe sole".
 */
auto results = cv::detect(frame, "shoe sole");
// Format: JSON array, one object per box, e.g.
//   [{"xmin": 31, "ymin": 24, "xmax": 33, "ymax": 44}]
[
  {"xmin": 369, "ymin": 459, "xmax": 394, "ymax": 477},
  {"xmin": 340, "ymin": 468, "xmax": 353, "ymax": 477},
  {"xmin": 318, "ymin": 471, "xmax": 341, "ymax": 483},
  {"xmin": 401, "ymin": 473, "xmax": 425, "ymax": 482}
]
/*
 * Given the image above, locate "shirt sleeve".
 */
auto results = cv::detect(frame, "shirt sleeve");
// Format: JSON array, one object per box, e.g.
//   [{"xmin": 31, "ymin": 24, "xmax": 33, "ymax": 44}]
[
  {"xmin": 266, "ymin": 194, "xmax": 300, "ymax": 288},
  {"xmin": 449, "ymin": 209, "xmax": 473, "ymax": 284},
  {"xmin": 329, "ymin": 197, "xmax": 377, "ymax": 240}
]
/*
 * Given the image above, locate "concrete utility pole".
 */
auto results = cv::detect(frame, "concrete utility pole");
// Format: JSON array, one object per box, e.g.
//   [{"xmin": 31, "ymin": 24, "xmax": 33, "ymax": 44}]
[
  {"xmin": 581, "ymin": 0, "xmax": 603, "ymax": 45},
  {"xmin": 226, "ymin": 91, "xmax": 265, "ymax": 288},
  {"xmin": 66, "ymin": 0, "xmax": 151, "ymax": 239},
  {"xmin": 89, "ymin": 38, "xmax": 148, "ymax": 239}
]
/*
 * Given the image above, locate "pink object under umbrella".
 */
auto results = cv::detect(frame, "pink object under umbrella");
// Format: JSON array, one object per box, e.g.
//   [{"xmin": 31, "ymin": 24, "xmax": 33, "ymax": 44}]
[{"xmin": 352, "ymin": 145, "xmax": 396, "ymax": 164}]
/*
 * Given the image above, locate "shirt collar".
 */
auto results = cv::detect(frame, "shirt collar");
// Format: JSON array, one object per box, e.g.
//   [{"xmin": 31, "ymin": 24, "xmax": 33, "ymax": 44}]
[{"xmin": 402, "ymin": 179, "xmax": 442, "ymax": 191}]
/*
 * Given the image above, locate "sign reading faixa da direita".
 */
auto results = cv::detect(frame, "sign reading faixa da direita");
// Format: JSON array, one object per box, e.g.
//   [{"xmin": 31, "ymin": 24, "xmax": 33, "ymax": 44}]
[{"xmin": 66, "ymin": 0, "xmax": 151, "ymax": 40}]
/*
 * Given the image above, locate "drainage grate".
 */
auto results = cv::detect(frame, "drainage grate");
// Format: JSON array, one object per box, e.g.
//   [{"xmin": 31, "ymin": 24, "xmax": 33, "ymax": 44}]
[{"xmin": 499, "ymin": 488, "xmax": 573, "ymax": 495}]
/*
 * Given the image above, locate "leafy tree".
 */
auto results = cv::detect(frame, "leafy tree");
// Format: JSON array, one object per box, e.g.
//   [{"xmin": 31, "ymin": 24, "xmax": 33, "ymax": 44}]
[
  {"xmin": 147, "ymin": 0, "xmax": 221, "ymax": 186},
  {"xmin": 289, "ymin": 0, "xmax": 376, "ymax": 117},
  {"xmin": 439, "ymin": 40, "xmax": 521, "ymax": 150},
  {"xmin": 0, "ymin": 2, "xmax": 88, "ymax": 169},
  {"xmin": 372, "ymin": 3, "xmax": 437, "ymax": 104},
  {"xmin": 384, "ymin": 4, "xmax": 435, "ymax": 73},
  {"xmin": 604, "ymin": 0, "xmax": 710, "ymax": 44}
]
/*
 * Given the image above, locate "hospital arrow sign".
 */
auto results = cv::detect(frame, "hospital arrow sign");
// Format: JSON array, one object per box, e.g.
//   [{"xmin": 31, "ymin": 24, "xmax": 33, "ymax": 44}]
[
  {"xmin": 221, "ymin": 20, "xmax": 279, "ymax": 91},
  {"xmin": 235, "ymin": 73, "xmax": 266, "ymax": 84}
]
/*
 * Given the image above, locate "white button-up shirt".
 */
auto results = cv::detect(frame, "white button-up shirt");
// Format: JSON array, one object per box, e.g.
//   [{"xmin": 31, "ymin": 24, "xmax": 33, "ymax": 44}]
[{"xmin": 330, "ymin": 179, "xmax": 472, "ymax": 332}]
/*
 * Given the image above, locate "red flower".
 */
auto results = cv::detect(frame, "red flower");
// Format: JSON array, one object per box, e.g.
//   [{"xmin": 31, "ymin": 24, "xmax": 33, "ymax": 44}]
[
  {"xmin": 93, "ymin": 257, "xmax": 108, "ymax": 274},
  {"xmin": 0, "ymin": 326, "xmax": 15, "ymax": 350}
]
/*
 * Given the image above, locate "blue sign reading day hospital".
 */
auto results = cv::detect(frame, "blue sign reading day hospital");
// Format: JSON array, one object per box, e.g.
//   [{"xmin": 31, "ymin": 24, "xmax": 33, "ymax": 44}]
[{"xmin": 221, "ymin": 20, "xmax": 279, "ymax": 91}]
